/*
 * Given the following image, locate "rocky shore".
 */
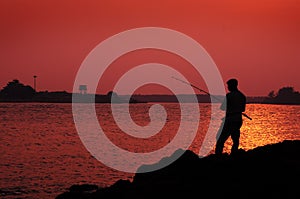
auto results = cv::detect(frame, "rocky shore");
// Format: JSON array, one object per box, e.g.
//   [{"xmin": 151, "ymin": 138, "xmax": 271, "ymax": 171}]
[{"xmin": 56, "ymin": 140, "xmax": 300, "ymax": 199}]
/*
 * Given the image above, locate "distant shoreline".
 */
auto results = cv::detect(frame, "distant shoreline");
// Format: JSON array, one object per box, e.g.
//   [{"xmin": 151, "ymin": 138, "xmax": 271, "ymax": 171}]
[
  {"xmin": 1, "ymin": 91, "xmax": 299, "ymax": 105},
  {"xmin": 0, "ymin": 99, "xmax": 299, "ymax": 105},
  {"xmin": 2, "ymin": 80, "xmax": 299, "ymax": 105}
]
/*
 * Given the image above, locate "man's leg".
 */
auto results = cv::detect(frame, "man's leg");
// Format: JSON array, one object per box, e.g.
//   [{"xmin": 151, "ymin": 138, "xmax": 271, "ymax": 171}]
[
  {"xmin": 215, "ymin": 122, "xmax": 230, "ymax": 155},
  {"xmin": 230, "ymin": 121, "xmax": 242, "ymax": 155}
]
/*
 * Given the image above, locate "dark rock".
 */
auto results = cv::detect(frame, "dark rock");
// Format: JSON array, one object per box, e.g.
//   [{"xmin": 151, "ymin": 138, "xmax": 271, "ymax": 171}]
[
  {"xmin": 55, "ymin": 140, "xmax": 300, "ymax": 199},
  {"xmin": 69, "ymin": 184, "xmax": 98, "ymax": 193},
  {"xmin": 55, "ymin": 184, "xmax": 99, "ymax": 199}
]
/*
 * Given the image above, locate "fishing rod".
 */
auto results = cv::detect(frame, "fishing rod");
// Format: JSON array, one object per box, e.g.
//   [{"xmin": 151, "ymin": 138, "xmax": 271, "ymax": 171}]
[{"xmin": 171, "ymin": 76, "xmax": 252, "ymax": 120}]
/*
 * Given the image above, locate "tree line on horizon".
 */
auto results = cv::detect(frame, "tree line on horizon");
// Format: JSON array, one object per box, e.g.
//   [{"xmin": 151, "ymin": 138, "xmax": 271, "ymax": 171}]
[
  {"xmin": 0, "ymin": 79, "xmax": 299, "ymax": 104},
  {"xmin": 262, "ymin": 86, "xmax": 300, "ymax": 105}
]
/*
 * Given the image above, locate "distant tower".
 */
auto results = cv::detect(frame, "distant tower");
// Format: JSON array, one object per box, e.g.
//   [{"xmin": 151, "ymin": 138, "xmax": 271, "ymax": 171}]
[
  {"xmin": 33, "ymin": 75, "xmax": 37, "ymax": 91},
  {"xmin": 79, "ymin": 85, "xmax": 87, "ymax": 94}
]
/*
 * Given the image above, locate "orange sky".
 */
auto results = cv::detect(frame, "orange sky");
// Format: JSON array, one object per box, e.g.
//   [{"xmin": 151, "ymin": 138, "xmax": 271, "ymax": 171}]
[{"xmin": 0, "ymin": 0, "xmax": 299, "ymax": 96}]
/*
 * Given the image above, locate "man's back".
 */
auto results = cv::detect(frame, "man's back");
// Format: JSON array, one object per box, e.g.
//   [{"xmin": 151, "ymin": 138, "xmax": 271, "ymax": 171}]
[
  {"xmin": 226, "ymin": 90, "xmax": 246, "ymax": 113},
  {"xmin": 220, "ymin": 90, "xmax": 246, "ymax": 122}
]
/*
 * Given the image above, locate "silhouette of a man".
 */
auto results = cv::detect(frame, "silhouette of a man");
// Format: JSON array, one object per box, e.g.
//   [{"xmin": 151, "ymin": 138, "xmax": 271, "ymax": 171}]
[{"xmin": 215, "ymin": 78, "xmax": 246, "ymax": 155}]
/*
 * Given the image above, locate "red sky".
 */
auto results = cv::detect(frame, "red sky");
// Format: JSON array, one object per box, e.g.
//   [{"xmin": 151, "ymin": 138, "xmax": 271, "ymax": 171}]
[{"xmin": 0, "ymin": 0, "xmax": 299, "ymax": 96}]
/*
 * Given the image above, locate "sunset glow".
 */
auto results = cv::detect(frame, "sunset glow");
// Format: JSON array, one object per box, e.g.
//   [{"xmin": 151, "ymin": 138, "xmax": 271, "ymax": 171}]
[
  {"xmin": 0, "ymin": 0, "xmax": 299, "ymax": 96},
  {"xmin": 1, "ymin": 1, "xmax": 300, "ymax": 198}
]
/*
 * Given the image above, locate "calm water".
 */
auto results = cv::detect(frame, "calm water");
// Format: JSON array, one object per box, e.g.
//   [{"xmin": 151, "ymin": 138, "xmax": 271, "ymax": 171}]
[{"xmin": 1, "ymin": 103, "xmax": 300, "ymax": 199}]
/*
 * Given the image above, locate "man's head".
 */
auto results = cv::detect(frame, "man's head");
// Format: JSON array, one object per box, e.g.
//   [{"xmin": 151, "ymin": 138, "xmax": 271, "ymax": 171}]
[{"xmin": 226, "ymin": 78, "xmax": 238, "ymax": 91}]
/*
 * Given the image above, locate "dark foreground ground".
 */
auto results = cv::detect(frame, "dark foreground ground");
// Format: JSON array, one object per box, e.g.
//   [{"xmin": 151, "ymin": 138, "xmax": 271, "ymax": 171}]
[{"xmin": 56, "ymin": 140, "xmax": 300, "ymax": 199}]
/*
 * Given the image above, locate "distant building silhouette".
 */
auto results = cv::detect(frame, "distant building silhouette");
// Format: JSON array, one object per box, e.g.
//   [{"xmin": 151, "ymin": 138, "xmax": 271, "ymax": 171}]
[{"xmin": 79, "ymin": 85, "xmax": 87, "ymax": 94}]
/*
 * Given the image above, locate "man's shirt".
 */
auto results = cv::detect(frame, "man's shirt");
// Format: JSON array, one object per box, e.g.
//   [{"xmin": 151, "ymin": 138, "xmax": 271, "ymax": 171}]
[{"xmin": 220, "ymin": 90, "xmax": 246, "ymax": 122}]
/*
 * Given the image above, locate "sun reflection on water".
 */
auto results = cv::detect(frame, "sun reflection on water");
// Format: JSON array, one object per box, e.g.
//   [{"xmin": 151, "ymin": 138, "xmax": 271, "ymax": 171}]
[
  {"xmin": 0, "ymin": 103, "xmax": 300, "ymax": 198},
  {"xmin": 222, "ymin": 104, "xmax": 300, "ymax": 153}
]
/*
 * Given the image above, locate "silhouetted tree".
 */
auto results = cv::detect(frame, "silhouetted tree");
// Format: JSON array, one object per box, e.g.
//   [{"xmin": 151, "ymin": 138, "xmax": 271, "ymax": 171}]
[
  {"xmin": 268, "ymin": 90, "xmax": 275, "ymax": 98},
  {"xmin": 107, "ymin": 91, "xmax": 120, "ymax": 103},
  {"xmin": 264, "ymin": 86, "xmax": 300, "ymax": 104},
  {"xmin": 0, "ymin": 79, "xmax": 35, "ymax": 100},
  {"xmin": 277, "ymin": 87, "xmax": 295, "ymax": 97}
]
